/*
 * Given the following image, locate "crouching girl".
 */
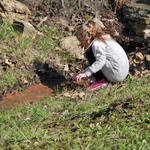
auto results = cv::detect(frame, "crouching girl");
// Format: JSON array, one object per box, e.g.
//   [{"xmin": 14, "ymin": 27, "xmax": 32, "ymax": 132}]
[{"xmin": 76, "ymin": 20, "xmax": 129, "ymax": 91}]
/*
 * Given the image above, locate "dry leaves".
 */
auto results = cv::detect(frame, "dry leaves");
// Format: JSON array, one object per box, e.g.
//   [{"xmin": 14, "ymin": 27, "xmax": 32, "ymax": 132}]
[
  {"xmin": 129, "ymin": 46, "xmax": 150, "ymax": 77},
  {"xmin": 63, "ymin": 91, "xmax": 85, "ymax": 99},
  {"xmin": 63, "ymin": 64, "xmax": 69, "ymax": 72},
  {"xmin": 4, "ymin": 59, "xmax": 15, "ymax": 67}
]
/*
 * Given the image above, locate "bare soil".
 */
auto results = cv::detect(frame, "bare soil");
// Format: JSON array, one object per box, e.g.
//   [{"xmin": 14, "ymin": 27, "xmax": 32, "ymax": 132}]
[
  {"xmin": 0, "ymin": 83, "xmax": 54, "ymax": 110},
  {"xmin": 0, "ymin": 0, "xmax": 149, "ymax": 109}
]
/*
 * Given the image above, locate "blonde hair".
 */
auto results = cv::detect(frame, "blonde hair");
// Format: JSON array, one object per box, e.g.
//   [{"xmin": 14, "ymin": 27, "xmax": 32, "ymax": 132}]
[{"xmin": 77, "ymin": 20, "xmax": 107, "ymax": 48}]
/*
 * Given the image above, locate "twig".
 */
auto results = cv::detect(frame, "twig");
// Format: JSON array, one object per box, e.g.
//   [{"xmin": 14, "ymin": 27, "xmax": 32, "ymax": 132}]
[
  {"xmin": 36, "ymin": 16, "xmax": 48, "ymax": 28},
  {"xmin": 61, "ymin": 0, "xmax": 65, "ymax": 8},
  {"xmin": 78, "ymin": 0, "xmax": 81, "ymax": 8}
]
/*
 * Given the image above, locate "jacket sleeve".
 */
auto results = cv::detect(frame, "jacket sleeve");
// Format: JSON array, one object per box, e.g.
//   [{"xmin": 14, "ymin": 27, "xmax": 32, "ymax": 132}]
[{"xmin": 83, "ymin": 41, "xmax": 106, "ymax": 77}]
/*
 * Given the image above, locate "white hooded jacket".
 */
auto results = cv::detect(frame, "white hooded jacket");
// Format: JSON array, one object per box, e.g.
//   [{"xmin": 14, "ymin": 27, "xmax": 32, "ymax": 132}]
[{"xmin": 83, "ymin": 39, "xmax": 129, "ymax": 82}]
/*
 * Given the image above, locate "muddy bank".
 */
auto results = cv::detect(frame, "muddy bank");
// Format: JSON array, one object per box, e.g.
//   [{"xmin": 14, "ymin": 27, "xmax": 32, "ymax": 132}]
[{"xmin": 0, "ymin": 83, "xmax": 54, "ymax": 110}]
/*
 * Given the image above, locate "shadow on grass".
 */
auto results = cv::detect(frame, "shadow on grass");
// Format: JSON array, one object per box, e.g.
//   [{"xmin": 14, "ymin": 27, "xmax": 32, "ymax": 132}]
[
  {"xmin": 33, "ymin": 59, "xmax": 66, "ymax": 91},
  {"xmin": 0, "ymin": 59, "xmax": 66, "ymax": 109},
  {"xmin": 87, "ymin": 98, "xmax": 136, "ymax": 120},
  {"xmin": 66, "ymin": 98, "xmax": 136, "ymax": 122}
]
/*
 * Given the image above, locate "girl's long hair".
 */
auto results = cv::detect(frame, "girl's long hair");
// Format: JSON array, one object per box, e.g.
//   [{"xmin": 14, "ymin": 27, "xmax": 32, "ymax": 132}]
[{"xmin": 77, "ymin": 20, "xmax": 107, "ymax": 48}]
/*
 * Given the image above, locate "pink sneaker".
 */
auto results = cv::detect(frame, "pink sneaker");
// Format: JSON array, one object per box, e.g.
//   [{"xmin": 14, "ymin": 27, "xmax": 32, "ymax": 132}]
[{"xmin": 88, "ymin": 78, "xmax": 107, "ymax": 91}]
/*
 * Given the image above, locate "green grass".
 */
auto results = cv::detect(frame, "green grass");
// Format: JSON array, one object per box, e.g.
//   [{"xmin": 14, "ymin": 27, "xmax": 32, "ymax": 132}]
[
  {"xmin": 0, "ymin": 76, "xmax": 149, "ymax": 149},
  {"xmin": 0, "ymin": 23, "xmax": 70, "ymax": 93},
  {"xmin": 0, "ymin": 23, "xmax": 150, "ymax": 150}
]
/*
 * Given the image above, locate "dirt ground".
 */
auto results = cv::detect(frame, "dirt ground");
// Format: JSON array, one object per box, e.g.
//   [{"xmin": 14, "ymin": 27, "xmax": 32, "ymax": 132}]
[
  {"xmin": 19, "ymin": 0, "xmax": 143, "ymax": 50},
  {"xmin": 20, "ymin": 0, "xmax": 125, "ymax": 37},
  {"xmin": 22, "ymin": 0, "xmax": 149, "ymax": 75},
  {"xmin": 0, "ymin": 0, "xmax": 149, "ymax": 109}
]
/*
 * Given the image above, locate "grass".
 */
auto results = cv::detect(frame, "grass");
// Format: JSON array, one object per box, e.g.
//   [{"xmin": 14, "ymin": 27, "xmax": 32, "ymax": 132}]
[
  {"xmin": 0, "ymin": 76, "xmax": 149, "ymax": 149},
  {"xmin": 0, "ymin": 23, "xmax": 150, "ymax": 149},
  {"xmin": 0, "ymin": 23, "xmax": 69, "ymax": 93}
]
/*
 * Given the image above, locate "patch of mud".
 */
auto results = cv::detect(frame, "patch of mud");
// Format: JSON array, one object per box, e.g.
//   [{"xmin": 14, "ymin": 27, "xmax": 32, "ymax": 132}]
[
  {"xmin": 0, "ymin": 60, "xmax": 65, "ymax": 110},
  {"xmin": 0, "ymin": 83, "xmax": 54, "ymax": 110},
  {"xmin": 0, "ymin": 80, "xmax": 89, "ymax": 110}
]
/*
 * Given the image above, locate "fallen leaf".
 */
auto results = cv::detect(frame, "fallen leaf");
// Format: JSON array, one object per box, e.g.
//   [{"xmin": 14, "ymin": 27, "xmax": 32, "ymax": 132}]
[
  {"xmin": 66, "ymin": 80, "xmax": 71, "ymax": 85},
  {"xmin": 24, "ymin": 117, "xmax": 31, "ymax": 121},
  {"xmin": 64, "ymin": 64, "xmax": 69, "ymax": 72},
  {"xmin": 72, "ymin": 91, "xmax": 85, "ymax": 99},
  {"xmin": 78, "ymin": 92, "xmax": 85, "ymax": 98},
  {"xmin": 135, "ymin": 52, "xmax": 144, "ymax": 61},
  {"xmin": 5, "ymin": 59, "xmax": 13, "ymax": 67},
  {"xmin": 60, "ymin": 82, "xmax": 66, "ymax": 87},
  {"xmin": 21, "ymin": 77, "xmax": 28, "ymax": 84},
  {"xmin": 64, "ymin": 92, "xmax": 71, "ymax": 97},
  {"xmin": 23, "ymin": 79, "xmax": 28, "ymax": 84}
]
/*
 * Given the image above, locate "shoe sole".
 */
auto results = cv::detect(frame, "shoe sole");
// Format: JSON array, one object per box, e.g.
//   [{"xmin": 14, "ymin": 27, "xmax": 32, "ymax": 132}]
[{"xmin": 88, "ymin": 83, "xmax": 107, "ymax": 91}]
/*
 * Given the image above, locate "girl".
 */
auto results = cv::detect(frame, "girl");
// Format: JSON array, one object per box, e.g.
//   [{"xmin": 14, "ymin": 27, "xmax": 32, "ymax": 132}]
[{"xmin": 76, "ymin": 20, "xmax": 129, "ymax": 91}]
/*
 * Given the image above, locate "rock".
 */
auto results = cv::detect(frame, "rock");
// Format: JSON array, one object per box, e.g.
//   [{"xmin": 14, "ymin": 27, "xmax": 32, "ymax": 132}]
[
  {"xmin": 142, "ymin": 29, "xmax": 150, "ymax": 40},
  {"xmin": 134, "ymin": 36, "xmax": 145, "ymax": 44},
  {"xmin": 12, "ymin": 19, "xmax": 37, "ymax": 39},
  {"xmin": 59, "ymin": 17, "xmax": 74, "ymax": 31},
  {"xmin": 145, "ymin": 54, "xmax": 150, "ymax": 61},
  {"xmin": 18, "ymin": 0, "xmax": 42, "ymax": 9},
  {"xmin": 123, "ymin": 0, "xmax": 150, "ymax": 25},
  {"xmin": 60, "ymin": 36, "xmax": 84, "ymax": 59},
  {"xmin": 123, "ymin": 0, "xmax": 150, "ymax": 36},
  {"xmin": 0, "ymin": 0, "xmax": 31, "ymax": 23},
  {"xmin": 0, "ymin": 0, "xmax": 39, "ymax": 39},
  {"xmin": 133, "ymin": 30, "xmax": 149, "ymax": 44},
  {"xmin": 59, "ymin": 17, "xmax": 69, "ymax": 28},
  {"xmin": 145, "ymin": 54, "xmax": 150, "ymax": 69}
]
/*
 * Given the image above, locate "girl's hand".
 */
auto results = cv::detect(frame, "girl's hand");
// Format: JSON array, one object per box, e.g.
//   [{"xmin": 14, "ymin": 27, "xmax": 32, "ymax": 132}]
[{"xmin": 76, "ymin": 73, "xmax": 87, "ymax": 82}]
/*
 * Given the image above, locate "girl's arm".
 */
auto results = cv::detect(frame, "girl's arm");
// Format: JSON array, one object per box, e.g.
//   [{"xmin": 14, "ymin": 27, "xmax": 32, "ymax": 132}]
[{"xmin": 84, "ymin": 40, "xmax": 106, "ymax": 77}]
